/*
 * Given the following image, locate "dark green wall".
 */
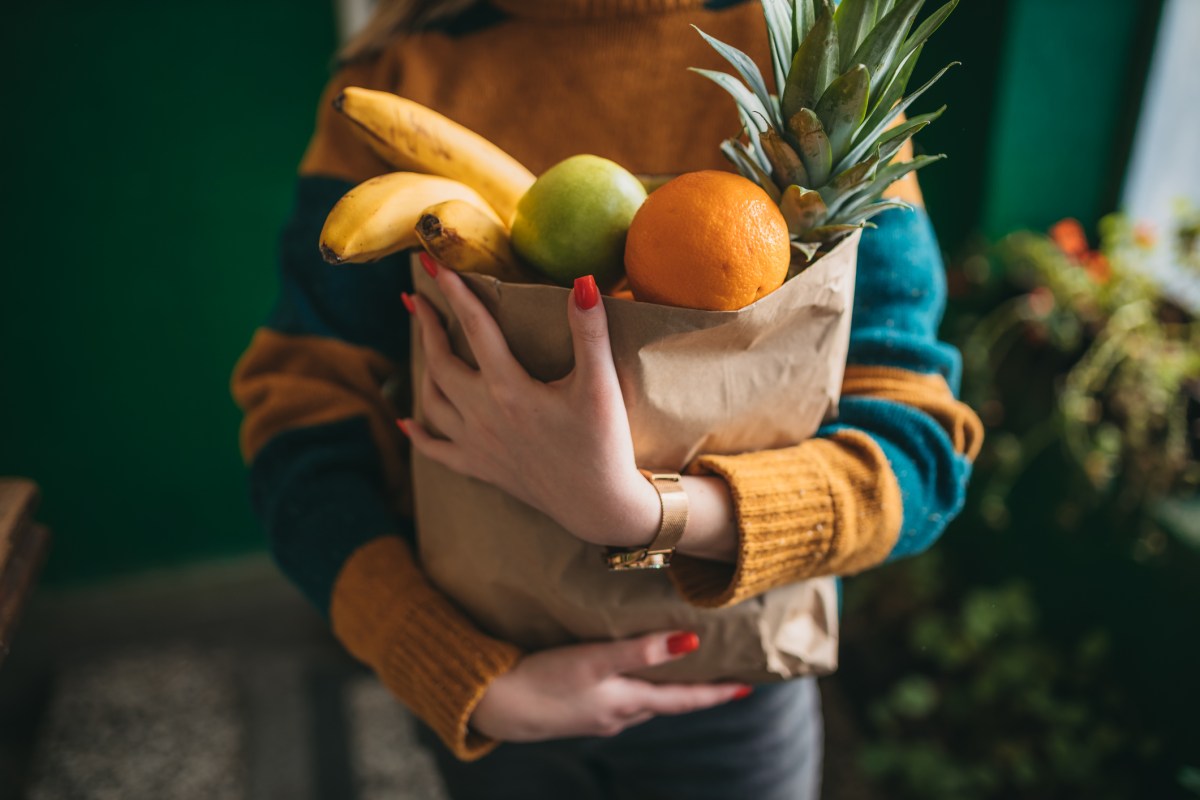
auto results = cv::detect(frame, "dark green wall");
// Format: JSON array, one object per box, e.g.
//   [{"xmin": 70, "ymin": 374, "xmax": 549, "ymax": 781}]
[
  {"xmin": 1, "ymin": 1, "xmax": 337, "ymax": 583},
  {"xmin": 980, "ymin": 0, "xmax": 1160, "ymax": 237},
  {"xmin": 910, "ymin": 0, "xmax": 1010, "ymax": 255},
  {"xmin": 915, "ymin": 0, "xmax": 1159, "ymax": 252}
]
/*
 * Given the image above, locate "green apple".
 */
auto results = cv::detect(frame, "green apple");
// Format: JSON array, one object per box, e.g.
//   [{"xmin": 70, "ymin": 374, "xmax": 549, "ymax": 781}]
[{"xmin": 510, "ymin": 155, "xmax": 647, "ymax": 288}]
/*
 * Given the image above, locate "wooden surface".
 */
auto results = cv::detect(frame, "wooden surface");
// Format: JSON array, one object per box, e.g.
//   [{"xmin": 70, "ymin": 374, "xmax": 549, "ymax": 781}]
[{"xmin": 0, "ymin": 478, "xmax": 51, "ymax": 665}]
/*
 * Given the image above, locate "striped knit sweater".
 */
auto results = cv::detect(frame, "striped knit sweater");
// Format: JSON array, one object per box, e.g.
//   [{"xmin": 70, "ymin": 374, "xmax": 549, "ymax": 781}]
[{"xmin": 232, "ymin": 0, "xmax": 983, "ymax": 761}]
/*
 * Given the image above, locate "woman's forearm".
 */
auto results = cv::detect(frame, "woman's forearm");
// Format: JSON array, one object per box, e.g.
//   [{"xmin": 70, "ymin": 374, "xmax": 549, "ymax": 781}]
[{"xmin": 675, "ymin": 475, "xmax": 738, "ymax": 563}]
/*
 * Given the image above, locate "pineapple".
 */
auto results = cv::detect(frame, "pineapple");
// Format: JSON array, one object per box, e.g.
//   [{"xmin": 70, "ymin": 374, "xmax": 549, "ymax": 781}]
[{"xmin": 694, "ymin": 0, "xmax": 958, "ymax": 260}]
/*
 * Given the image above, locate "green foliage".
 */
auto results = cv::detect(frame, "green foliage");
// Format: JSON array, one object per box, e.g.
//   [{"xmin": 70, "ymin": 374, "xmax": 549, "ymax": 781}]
[
  {"xmin": 839, "ymin": 210, "xmax": 1200, "ymax": 799},
  {"xmin": 1180, "ymin": 766, "xmax": 1200, "ymax": 796},
  {"xmin": 960, "ymin": 211, "xmax": 1200, "ymax": 538},
  {"xmin": 844, "ymin": 554, "xmax": 1166, "ymax": 800}
]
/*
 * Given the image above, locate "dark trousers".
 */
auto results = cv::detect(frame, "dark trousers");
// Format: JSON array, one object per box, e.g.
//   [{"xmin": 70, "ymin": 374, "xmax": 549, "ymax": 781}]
[{"xmin": 417, "ymin": 678, "xmax": 823, "ymax": 800}]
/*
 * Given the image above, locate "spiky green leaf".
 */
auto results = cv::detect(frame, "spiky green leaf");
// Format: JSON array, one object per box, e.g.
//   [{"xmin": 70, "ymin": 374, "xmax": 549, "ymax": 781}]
[
  {"xmin": 834, "ymin": 0, "xmax": 878, "ymax": 71},
  {"xmin": 876, "ymin": 129, "xmax": 915, "ymax": 166},
  {"xmin": 781, "ymin": 1, "xmax": 838, "ymax": 122},
  {"xmin": 788, "ymin": 108, "xmax": 834, "ymax": 187},
  {"xmin": 693, "ymin": 26, "xmax": 782, "ymax": 129},
  {"xmin": 780, "ymin": 185, "xmax": 828, "ymax": 234},
  {"xmin": 841, "ymin": 59, "xmax": 956, "ymax": 171},
  {"xmin": 814, "ymin": 65, "xmax": 870, "ymax": 165},
  {"xmin": 691, "ymin": 68, "xmax": 776, "ymax": 135},
  {"xmin": 853, "ymin": 42, "xmax": 922, "ymax": 157},
  {"xmin": 896, "ymin": 0, "xmax": 958, "ymax": 72},
  {"xmin": 871, "ymin": 152, "xmax": 945, "ymax": 192},
  {"xmin": 836, "ymin": 153, "xmax": 945, "ymax": 213},
  {"xmin": 761, "ymin": 0, "xmax": 794, "ymax": 95},
  {"xmin": 841, "ymin": 199, "xmax": 913, "ymax": 225},
  {"xmin": 862, "ymin": 50, "xmax": 919, "ymax": 147},
  {"xmin": 791, "ymin": 240, "xmax": 822, "ymax": 261},
  {"xmin": 720, "ymin": 139, "xmax": 782, "ymax": 202},
  {"xmin": 822, "ymin": 151, "xmax": 880, "ymax": 218},
  {"xmin": 799, "ymin": 223, "xmax": 864, "ymax": 243},
  {"xmin": 877, "ymin": 105, "xmax": 944, "ymax": 146},
  {"xmin": 848, "ymin": 0, "xmax": 924, "ymax": 105},
  {"xmin": 737, "ymin": 106, "xmax": 773, "ymax": 173},
  {"xmin": 876, "ymin": 105, "xmax": 945, "ymax": 163},
  {"xmin": 761, "ymin": 128, "xmax": 810, "ymax": 187},
  {"xmin": 794, "ymin": 0, "xmax": 818, "ymax": 48},
  {"xmin": 832, "ymin": 152, "xmax": 881, "ymax": 192}
]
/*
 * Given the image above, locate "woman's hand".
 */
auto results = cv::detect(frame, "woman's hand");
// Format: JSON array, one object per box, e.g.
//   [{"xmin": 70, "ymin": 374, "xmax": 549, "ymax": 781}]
[
  {"xmin": 400, "ymin": 254, "xmax": 661, "ymax": 549},
  {"xmin": 470, "ymin": 631, "xmax": 750, "ymax": 742}
]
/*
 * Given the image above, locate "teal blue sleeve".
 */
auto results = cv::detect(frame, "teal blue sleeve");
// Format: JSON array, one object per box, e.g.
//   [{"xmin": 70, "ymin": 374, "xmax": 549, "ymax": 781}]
[{"xmin": 817, "ymin": 208, "xmax": 977, "ymax": 561}]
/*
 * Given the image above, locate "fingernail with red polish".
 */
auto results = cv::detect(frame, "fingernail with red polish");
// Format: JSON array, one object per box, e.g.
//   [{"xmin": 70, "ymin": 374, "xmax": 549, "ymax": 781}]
[
  {"xmin": 419, "ymin": 252, "xmax": 439, "ymax": 278},
  {"xmin": 666, "ymin": 632, "xmax": 700, "ymax": 656},
  {"xmin": 733, "ymin": 686, "xmax": 753, "ymax": 700},
  {"xmin": 395, "ymin": 419, "xmax": 410, "ymax": 436},
  {"xmin": 401, "ymin": 292, "xmax": 415, "ymax": 314},
  {"xmin": 574, "ymin": 275, "xmax": 599, "ymax": 311}
]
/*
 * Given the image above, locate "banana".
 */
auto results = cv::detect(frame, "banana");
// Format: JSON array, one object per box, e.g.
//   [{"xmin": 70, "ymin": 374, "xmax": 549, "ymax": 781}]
[
  {"xmin": 333, "ymin": 87, "xmax": 536, "ymax": 226},
  {"xmin": 415, "ymin": 199, "xmax": 536, "ymax": 284},
  {"xmin": 320, "ymin": 172, "xmax": 498, "ymax": 264}
]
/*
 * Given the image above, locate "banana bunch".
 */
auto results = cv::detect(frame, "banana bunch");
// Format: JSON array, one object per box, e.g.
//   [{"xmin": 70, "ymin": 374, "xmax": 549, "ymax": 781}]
[
  {"xmin": 415, "ymin": 200, "xmax": 528, "ymax": 284},
  {"xmin": 319, "ymin": 87, "xmax": 540, "ymax": 283}
]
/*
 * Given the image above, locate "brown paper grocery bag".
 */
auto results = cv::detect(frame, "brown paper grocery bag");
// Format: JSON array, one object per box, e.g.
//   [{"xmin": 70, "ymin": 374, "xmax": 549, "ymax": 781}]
[{"xmin": 409, "ymin": 231, "xmax": 858, "ymax": 683}]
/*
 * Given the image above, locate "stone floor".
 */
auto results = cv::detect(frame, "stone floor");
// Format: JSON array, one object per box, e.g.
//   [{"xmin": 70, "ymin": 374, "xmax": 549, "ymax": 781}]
[
  {"xmin": 20, "ymin": 646, "xmax": 448, "ymax": 800},
  {"xmin": 0, "ymin": 555, "xmax": 880, "ymax": 800}
]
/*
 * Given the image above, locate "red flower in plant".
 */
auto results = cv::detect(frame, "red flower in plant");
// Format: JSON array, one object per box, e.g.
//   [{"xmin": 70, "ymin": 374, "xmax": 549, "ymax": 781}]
[
  {"xmin": 1080, "ymin": 251, "xmax": 1112, "ymax": 284},
  {"xmin": 1048, "ymin": 219, "xmax": 1111, "ymax": 283},
  {"xmin": 1050, "ymin": 218, "xmax": 1090, "ymax": 258}
]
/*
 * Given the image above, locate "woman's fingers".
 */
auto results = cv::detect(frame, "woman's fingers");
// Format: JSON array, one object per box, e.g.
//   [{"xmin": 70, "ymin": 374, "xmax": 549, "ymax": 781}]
[
  {"xmin": 585, "ymin": 631, "xmax": 749, "ymax": 723},
  {"xmin": 410, "ymin": 292, "xmax": 475, "ymax": 400},
  {"xmin": 423, "ymin": 254, "xmax": 525, "ymax": 385},
  {"xmin": 419, "ymin": 369, "xmax": 463, "ymax": 439},
  {"xmin": 628, "ymin": 681, "xmax": 751, "ymax": 718},
  {"xmin": 593, "ymin": 677, "xmax": 748, "ymax": 737},
  {"xmin": 566, "ymin": 275, "xmax": 620, "ymax": 393},
  {"xmin": 398, "ymin": 418, "xmax": 474, "ymax": 478},
  {"xmin": 595, "ymin": 631, "xmax": 702, "ymax": 678}
]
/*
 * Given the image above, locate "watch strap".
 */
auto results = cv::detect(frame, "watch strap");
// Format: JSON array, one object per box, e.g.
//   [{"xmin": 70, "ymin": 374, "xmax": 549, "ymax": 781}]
[{"xmin": 605, "ymin": 469, "xmax": 688, "ymax": 570}]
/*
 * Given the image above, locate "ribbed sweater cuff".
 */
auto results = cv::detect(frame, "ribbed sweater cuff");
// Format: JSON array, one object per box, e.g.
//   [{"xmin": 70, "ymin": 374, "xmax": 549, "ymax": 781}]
[
  {"xmin": 331, "ymin": 535, "xmax": 522, "ymax": 761},
  {"xmin": 674, "ymin": 431, "xmax": 904, "ymax": 608},
  {"xmin": 672, "ymin": 447, "xmax": 838, "ymax": 608}
]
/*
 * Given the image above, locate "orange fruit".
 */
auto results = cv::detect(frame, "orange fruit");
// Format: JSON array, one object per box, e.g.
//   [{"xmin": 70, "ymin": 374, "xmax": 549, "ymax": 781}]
[{"xmin": 623, "ymin": 171, "xmax": 791, "ymax": 311}]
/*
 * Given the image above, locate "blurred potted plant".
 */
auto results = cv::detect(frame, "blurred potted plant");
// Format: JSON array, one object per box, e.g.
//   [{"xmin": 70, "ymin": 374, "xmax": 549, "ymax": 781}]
[
  {"xmin": 963, "ymin": 206, "xmax": 1199, "ymax": 551},
  {"xmin": 837, "ymin": 206, "xmax": 1200, "ymax": 800}
]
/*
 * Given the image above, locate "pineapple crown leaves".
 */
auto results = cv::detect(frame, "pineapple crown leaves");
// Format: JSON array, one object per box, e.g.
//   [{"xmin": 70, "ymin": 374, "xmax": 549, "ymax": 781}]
[{"xmin": 691, "ymin": 0, "xmax": 959, "ymax": 245}]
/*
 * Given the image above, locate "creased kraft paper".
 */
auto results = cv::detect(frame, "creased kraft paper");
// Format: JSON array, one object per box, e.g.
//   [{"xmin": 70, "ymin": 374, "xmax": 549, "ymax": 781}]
[{"xmin": 409, "ymin": 231, "xmax": 858, "ymax": 683}]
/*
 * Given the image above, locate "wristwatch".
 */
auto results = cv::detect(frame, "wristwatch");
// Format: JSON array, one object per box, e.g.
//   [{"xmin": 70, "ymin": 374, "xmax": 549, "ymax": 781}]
[{"xmin": 605, "ymin": 469, "xmax": 688, "ymax": 570}]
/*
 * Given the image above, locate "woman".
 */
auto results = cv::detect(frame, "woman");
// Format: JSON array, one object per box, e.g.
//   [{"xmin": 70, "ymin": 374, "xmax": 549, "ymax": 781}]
[{"xmin": 232, "ymin": 1, "xmax": 983, "ymax": 796}]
